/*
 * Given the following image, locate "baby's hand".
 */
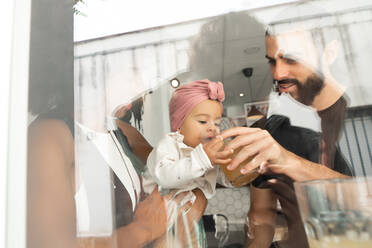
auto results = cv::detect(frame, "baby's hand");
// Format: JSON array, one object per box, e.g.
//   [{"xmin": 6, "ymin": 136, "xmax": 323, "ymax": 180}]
[{"xmin": 203, "ymin": 136, "xmax": 233, "ymax": 165}]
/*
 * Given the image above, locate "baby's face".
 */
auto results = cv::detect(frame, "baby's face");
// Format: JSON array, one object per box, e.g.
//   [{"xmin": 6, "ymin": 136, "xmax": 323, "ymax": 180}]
[{"xmin": 179, "ymin": 99, "xmax": 222, "ymax": 148}]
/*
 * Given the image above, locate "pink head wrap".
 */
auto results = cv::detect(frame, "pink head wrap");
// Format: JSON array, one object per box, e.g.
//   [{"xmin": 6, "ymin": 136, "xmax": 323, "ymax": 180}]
[{"xmin": 169, "ymin": 79, "xmax": 225, "ymax": 132}]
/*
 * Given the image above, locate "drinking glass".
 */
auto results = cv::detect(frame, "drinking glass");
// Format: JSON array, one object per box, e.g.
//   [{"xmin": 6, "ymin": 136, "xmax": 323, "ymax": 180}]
[
  {"xmin": 294, "ymin": 177, "xmax": 372, "ymax": 248},
  {"xmin": 219, "ymin": 116, "xmax": 261, "ymax": 187}
]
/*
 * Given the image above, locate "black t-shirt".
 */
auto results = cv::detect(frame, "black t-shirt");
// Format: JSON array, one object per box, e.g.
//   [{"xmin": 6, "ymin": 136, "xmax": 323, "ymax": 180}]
[{"xmin": 252, "ymin": 114, "xmax": 354, "ymax": 188}]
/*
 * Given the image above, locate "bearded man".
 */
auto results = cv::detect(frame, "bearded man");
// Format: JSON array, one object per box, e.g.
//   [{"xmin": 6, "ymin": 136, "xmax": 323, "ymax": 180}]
[{"xmin": 219, "ymin": 3, "xmax": 354, "ymax": 248}]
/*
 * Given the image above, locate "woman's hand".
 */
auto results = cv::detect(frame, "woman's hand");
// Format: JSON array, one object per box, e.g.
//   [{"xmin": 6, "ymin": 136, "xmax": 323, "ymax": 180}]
[
  {"xmin": 180, "ymin": 189, "xmax": 208, "ymax": 247},
  {"xmin": 117, "ymin": 188, "xmax": 205, "ymax": 248},
  {"xmin": 129, "ymin": 187, "xmax": 207, "ymax": 244},
  {"xmin": 203, "ymin": 136, "xmax": 233, "ymax": 165},
  {"xmin": 115, "ymin": 187, "xmax": 166, "ymax": 248},
  {"xmin": 170, "ymin": 189, "xmax": 208, "ymax": 247},
  {"xmin": 187, "ymin": 189, "xmax": 208, "ymax": 221},
  {"xmin": 131, "ymin": 187, "xmax": 168, "ymax": 243},
  {"xmin": 148, "ymin": 189, "xmax": 208, "ymax": 248}
]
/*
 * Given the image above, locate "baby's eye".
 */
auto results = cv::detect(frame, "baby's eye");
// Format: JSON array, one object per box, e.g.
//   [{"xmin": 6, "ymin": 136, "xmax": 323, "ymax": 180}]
[
  {"xmin": 214, "ymin": 122, "xmax": 221, "ymax": 127},
  {"xmin": 198, "ymin": 120, "xmax": 207, "ymax": 124}
]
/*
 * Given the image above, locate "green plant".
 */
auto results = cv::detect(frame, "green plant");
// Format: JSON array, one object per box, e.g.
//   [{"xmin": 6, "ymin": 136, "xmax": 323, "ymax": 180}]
[{"xmin": 73, "ymin": 0, "xmax": 85, "ymax": 15}]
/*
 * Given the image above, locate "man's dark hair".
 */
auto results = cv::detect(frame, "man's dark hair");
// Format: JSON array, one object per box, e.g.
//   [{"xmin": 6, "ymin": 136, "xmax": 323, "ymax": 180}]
[{"xmin": 265, "ymin": 2, "xmax": 339, "ymax": 56}]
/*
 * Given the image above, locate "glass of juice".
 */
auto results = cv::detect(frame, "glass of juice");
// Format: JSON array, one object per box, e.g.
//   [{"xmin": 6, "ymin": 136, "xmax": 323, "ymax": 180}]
[
  {"xmin": 219, "ymin": 147, "xmax": 259, "ymax": 187},
  {"xmin": 218, "ymin": 116, "xmax": 262, "ymax": 187},
  {"xmin": 294, "ymin": 177, "xmax": 372, "ymax": 248}
]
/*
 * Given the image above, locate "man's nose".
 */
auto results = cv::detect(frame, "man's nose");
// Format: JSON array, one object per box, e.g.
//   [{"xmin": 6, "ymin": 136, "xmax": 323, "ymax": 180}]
[{"xmin": 273, "ymin": 60, "xmax": 290, "ymax": 80}]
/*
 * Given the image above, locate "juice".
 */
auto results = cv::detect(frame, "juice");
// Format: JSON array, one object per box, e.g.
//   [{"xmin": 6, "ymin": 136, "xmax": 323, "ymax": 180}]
[
  {"xmin": 219, "ymin": 146, "xmax": 259, "ymax": 187},
  {"xmin": 307, "ymin": 236, "xmax": 372, "ymax": 248}
]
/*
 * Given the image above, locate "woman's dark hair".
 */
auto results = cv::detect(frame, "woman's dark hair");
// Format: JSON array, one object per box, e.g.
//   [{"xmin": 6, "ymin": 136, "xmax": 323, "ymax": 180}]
[
  {"xmin": 118, "ymin": 97, "xmax": 144, "ymax": 130},
  {"xmin": 28, "ymin": 79, "xmax": 74, "ymax": 115}
]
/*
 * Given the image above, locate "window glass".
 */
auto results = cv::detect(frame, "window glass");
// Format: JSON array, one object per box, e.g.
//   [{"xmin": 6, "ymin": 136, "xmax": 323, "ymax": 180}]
[{"xmin": 27, "ymin": 0, "xmax": 372, "ymax": 247}]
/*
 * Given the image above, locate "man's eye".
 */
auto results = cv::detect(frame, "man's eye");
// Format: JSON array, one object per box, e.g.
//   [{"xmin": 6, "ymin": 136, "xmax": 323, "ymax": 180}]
[
  {"xmin": 284, "ymin": 58, "xmax": 297, "ymax": 64},
  {"xmin": 267, "ymin": 59, "xmax": 276, "ymax": 65}
]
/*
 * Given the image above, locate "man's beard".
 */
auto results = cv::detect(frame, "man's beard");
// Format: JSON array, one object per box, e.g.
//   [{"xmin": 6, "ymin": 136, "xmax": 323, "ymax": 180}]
[
  {"xmin": 275, "ymin": 73, "xmax": 324, "ymax": 106},
  {"xmin": 297, "ymin": 73, "xmax": 325, "ymax": 105}
]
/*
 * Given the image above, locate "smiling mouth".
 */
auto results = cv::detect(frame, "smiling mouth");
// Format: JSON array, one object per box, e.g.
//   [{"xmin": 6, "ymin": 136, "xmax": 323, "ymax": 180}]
[{"xmin": 279, "ymin": 83, "xmax": 296, "ymax": 92}]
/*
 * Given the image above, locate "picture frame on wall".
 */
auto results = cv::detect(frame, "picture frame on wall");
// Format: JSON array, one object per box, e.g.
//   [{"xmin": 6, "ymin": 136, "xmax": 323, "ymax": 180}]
[{"xmin": 244, "ymin": 100, "xmax": 269, "ymax": 126}]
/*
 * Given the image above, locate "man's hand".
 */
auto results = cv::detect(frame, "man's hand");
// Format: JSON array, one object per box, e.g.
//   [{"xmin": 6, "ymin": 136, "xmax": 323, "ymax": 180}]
[
  {"xmin": 220, "ymin": 127, "xmax": 290, "ymax": 174},
  {"xmin": 203, "ymin": 135, "xmax": 233, "ymax": 165}
]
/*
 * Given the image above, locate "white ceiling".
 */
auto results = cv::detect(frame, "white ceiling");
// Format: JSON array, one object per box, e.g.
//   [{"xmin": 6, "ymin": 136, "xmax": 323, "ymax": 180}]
[{"xmin": 179, "ymin": 12, "xmax": 273, "ymax": 107}]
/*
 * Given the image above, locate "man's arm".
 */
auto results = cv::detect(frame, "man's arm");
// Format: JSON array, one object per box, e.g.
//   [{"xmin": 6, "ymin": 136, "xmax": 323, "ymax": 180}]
[
  {"xmin": 260, "ymin": 151, "xmax": 350, "ymax": 181},
  {"xmin": 220, "ymin": 127, "xmax": 350, "ymax": 182}
]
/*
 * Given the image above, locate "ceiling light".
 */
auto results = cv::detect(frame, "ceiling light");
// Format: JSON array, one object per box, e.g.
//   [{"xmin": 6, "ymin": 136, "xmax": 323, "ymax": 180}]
[
  {"xmin": 239, "ymin": 93, "xmax": 244, "ymax": 97},
  {"xmin": 170, "ymin": 78, "xmax": 180, "ymax": 88}
]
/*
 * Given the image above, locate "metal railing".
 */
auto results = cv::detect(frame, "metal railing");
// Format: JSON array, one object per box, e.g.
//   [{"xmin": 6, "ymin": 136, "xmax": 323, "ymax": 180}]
[{"xmin": 338, "ymin": 105, "xmax": 372, "ymax": 176}]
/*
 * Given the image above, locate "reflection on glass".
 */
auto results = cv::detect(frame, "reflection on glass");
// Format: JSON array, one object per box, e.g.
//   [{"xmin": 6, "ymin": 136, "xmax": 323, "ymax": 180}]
[
  {"xmin": 218, "ymin": 117, "xmax": 261, "ymax": 187},
  {"xmin": 74, "ymin": 1, "xmax": 372, "ymax": 246},
  {"xmin": 295, "ymin": 177, "xmax": 372, "ymax": 248},
  {"xmin": 22, "ymin": 0, "xmax": 372, "ymax": 247}
]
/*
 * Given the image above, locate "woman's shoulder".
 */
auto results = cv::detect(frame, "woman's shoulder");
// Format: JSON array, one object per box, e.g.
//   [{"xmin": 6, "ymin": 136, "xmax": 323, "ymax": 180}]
[
  {"xmin": 28, "ymin": 117, "xmax": 74, "ymax": 165},
  {"xmin": 29, "ymin": 117, "xmax": 73, "ymax": 140}
]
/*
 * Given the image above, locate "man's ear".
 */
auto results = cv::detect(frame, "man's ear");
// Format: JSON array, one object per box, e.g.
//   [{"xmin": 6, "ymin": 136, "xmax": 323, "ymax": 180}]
[{"xmin": 324, "ymin": 40, "xmax": 339, "ymax": 65}]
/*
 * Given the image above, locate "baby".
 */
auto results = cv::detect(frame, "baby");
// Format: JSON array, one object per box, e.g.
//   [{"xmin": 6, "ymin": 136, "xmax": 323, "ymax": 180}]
[{"xmin": 143, "ymin": 79, "xmax": 233, "ymax": 200}]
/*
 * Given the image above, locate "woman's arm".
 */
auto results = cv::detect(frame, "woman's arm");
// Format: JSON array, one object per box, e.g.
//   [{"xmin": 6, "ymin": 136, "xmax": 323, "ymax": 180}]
[
  {"xmin": 116, "ymin": 120, "xmax": 153, "ymax": 164},
  {"xmin": 173, "ymin": 188, "xmax": 208, "ymax": 247},
  {"xmin": 27, "ymin": 119, "xmax": 77, "ymax": 248},
  {"xmin": 115, "ymin": 187, "xmax": 166, "ymax": 247},
  {"xmin": 115, "ymin": 188, "xmax": 207, "ymax": 247}
]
